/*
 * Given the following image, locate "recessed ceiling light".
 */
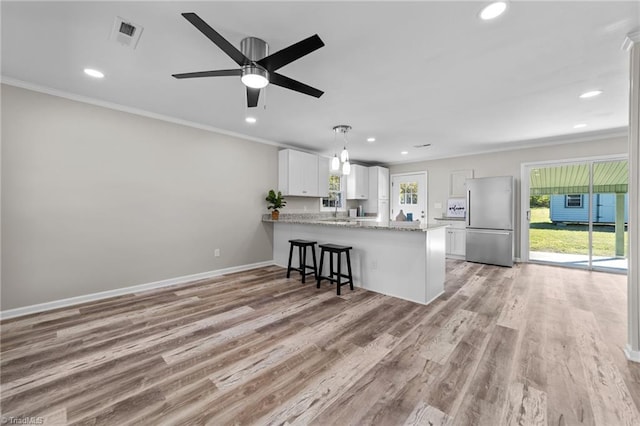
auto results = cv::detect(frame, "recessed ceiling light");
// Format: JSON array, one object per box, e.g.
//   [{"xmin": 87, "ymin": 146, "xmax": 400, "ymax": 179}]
[
  {"xmin": 367, "ymin": 137, "xmax": 376, "ymax": 143},
  {"xmin": 84, "ymin": 68, "xmax": 104, "ymax": 78},
  {"xmin": 479, "ymin": 2, "xmax": 507, "ymax": 20},
  {"xmin": 579, "ymin": 90, "xmax": 602, "ymax": 99},
  {"xmin": 573, "ymin": 123, "xmax": 587, "ymax": 129},
  {"xmin": 245, "ymin": 116, "xmax": 257, "ymax": 124},
  {"xmin": 401, "ymin": 151, "xmax": 409, "ymax": 155}
]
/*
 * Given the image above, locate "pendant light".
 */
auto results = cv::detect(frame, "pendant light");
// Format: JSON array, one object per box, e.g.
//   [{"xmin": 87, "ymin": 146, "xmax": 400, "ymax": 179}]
[
  {"xmin": 330, "ymin": 128, "xmax": 341, "ymax": 171},
  {"xmin": 332, "ymin": 125, "xmax": 352, "ymax": 175},
  {"xmin": 340, "ymin": 146, "xmax": 349, "ymax": 162},
  {"xmin": 331, "ymin": 154, "xmax": 340, "ymax": 171},
  {"xmin": 342, "ymin": 160, "xmax": 351, "ymax": 175}
]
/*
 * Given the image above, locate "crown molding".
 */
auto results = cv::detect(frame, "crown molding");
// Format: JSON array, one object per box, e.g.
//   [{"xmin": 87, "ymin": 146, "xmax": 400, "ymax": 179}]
[
  {"xmin": 389, "ymin": 127, "xmax": 628, "ymax": 165},
  {"xmin": 0, "ymin": 76, "xmax": 297, "ymax": 150},
  {"xmin": 622, "ymin": 29, "xmax": 640, "ymax": 51}
]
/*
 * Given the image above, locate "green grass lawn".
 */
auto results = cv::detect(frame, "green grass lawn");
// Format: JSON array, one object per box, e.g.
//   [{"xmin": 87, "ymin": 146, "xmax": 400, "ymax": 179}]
[{"xmin": 529, "ymin": 207, "xmax": 628, "ymax": 257}]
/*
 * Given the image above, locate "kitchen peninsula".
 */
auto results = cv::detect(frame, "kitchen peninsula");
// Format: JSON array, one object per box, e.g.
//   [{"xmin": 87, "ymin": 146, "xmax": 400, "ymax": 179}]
[{"xmin": 263, "ymin": 215, "xmax": 447, "ymax": 305}]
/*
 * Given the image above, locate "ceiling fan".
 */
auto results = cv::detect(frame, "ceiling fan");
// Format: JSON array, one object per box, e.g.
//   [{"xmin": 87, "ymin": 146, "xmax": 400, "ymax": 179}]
[{"xmin": 172, "ymin": 13, "xmax": 325, "ymax": 108}]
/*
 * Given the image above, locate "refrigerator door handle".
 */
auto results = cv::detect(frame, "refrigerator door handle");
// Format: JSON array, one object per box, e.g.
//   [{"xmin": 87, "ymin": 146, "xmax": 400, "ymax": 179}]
[
  {"xmin": 468, "ymin": 229, "xmax": 512, "ymax": 235},
  {"xmin": 466, "ymin": 190, "xmax": 471, "ymax": 227}
]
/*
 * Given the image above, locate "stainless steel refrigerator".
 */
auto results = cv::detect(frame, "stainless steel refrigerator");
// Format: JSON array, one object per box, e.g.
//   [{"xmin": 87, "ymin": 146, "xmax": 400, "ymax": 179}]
[{"xmin": 465, "ymin": 176, "xmax": 514, "ymax": 267}]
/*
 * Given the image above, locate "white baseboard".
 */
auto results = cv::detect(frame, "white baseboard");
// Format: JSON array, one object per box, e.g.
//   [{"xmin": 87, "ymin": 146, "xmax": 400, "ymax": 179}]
[
  {"xmin": 0, "ymin": 260, "xmax": 275, "ymax": 320},
  {"xmin": 625, "ymin": 344, "xmax": 640, "ymax": 363}
]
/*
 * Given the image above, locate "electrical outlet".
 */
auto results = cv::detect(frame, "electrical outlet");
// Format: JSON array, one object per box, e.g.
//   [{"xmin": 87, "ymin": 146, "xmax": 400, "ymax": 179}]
[
  {"xmin": 371, "ymin": 260, "xmax": 378, "ymax": 270},
  {"xmin": 214, "ymin": 249, "xmax": 220, "ymax": 257}
]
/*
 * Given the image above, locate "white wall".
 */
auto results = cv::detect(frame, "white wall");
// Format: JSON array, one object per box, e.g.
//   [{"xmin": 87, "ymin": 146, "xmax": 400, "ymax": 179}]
[
  {"xmin": 1, "ymin": 85, "xmax": 278, "ymax": 310},
  {"xmin": 389, "ymin": 136, "xmax": 628, "ymax": 258}
]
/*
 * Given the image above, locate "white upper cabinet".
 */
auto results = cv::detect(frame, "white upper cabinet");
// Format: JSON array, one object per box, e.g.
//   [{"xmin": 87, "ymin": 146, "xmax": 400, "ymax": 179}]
[
  {"xmin": 317, "ymin": 156, "xmax": 330, "ymax": 198},
  {"xmin": 347, "ymin": 164, "xmax": 369, "ymax": 199},
  {"xmin": 368, "ymin": 166, "xmax": 389, "ymax": 200},
  {"xmin": 278, "ymin": 149, "xmax": 327, "ymax": 197}
]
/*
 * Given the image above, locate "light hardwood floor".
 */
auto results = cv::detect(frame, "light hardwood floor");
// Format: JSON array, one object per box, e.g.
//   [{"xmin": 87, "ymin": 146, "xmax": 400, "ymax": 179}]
[{"xmin": 2, "ymin": 260, "xmax": 640, "ymax": 425}]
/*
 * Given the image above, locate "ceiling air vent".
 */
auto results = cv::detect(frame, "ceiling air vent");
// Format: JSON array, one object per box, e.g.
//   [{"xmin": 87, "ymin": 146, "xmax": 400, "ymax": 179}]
[
  {"xmin": 110, "ymin": 17, "xmax": 143, "ymax": 49},
  {"xmin": 413, "ymin": 143, "xmax": 432, "ymax": 148}
]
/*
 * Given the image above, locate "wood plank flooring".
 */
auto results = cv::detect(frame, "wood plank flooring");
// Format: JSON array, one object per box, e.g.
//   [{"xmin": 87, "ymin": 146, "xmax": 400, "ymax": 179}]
[{"xmin": 2, "ymin": 260, "xmax": 640, "ymax": 425}]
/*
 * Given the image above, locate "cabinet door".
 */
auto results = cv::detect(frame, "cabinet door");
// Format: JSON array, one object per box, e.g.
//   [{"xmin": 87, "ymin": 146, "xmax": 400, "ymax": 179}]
[
  {"xmin": 317, "ymin": 157, "xmax": 329, "ymax": 197},
  {"xmin": 279, "ymin": 149, "xmax": 320, "ymax": 196},
  {"xmin": 288, "ymin": 150, "xmax": 307, "ymax": 195},
  {"xmin": 450, "ymin": 229, "xmax": 466, "ymax": 256},
  {"xmin": 446, "ymin": 228, "xmax": 455, "ymax": 255},
  {"xmin": 347, "ymin": 165, "xmax": 369, "ymax": 199},
  {"xmin": 302, "ymin": 151, "xmax": 319, "ymax": 196},
  {"xmin": 378, "ymin": 167, "xmax": 389, "ymax": 199}
]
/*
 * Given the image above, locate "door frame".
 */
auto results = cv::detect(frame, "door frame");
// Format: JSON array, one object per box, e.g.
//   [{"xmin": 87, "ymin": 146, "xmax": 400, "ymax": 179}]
[
  {"xmin": 520, "ymin": 154, "xmax": 627, "ymax": 271},
  {"xmin": 390, "ymin": 171, "xmax": 428, "ymax": 222}
]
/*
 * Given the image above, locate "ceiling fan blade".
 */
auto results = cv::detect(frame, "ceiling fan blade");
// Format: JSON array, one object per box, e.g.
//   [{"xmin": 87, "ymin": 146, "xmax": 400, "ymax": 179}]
[
  {"xmin": 172, "ymin": 69, "xmax": 242, "ymax": 79},
  {"xmin": 181, "ymin": 12, "xmax": 249, "ymax": 66},
  {"xmin": 247, "ymin": 87, "xmax": 260, "ymax": 108},
  {"xmin": 257, "ymin": 34, "xmax": 324, "ymax": 72},
  {"xmin": 269, "ymin": 73, "xmax": 324, "ymax": 98}
]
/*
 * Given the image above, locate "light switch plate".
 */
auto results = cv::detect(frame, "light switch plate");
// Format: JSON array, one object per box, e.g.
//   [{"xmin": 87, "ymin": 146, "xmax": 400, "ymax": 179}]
[{"xmin": 434, "ymin": 202, "xmax": 442, "ymax": 209}]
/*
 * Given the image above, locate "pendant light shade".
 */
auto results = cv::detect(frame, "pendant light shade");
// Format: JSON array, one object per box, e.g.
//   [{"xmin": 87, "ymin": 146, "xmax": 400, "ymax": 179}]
[
  {"xmin": 342, "ymin": 160, "xmax": 351, "ymax": 175},
  {"xmin": 331, "ymin": 154, "xmax": 340, "ymax": 171},
  {"xmin": 340, "ymin": 147, "xmax": 349, "ymax": 163}
]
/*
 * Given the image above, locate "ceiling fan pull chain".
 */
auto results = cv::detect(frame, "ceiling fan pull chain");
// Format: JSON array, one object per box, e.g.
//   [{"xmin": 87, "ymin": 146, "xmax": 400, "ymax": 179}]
[{"xmin": 263, "ymin": 86, "xmax": 267, "ymax": 110}]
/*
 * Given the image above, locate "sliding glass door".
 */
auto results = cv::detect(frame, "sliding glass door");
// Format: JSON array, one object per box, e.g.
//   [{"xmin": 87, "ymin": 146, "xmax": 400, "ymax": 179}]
[
  {"xmin": 524, "ymin": 157, "xmax": 628, "ymax": 272},
  {"xmin": 591, "ymin": 160, "xmax": 628, "ymax": 270}
]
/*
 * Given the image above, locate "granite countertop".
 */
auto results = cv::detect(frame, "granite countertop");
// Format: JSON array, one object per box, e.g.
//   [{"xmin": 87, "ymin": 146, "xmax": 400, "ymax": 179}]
[{"xmin": 262, "ymin": 214, "xmax": 447, "ymax": 232}]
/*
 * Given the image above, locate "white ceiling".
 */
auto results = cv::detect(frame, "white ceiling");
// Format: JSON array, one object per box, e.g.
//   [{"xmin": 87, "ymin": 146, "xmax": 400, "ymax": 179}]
[{"xmin": 2, "ymin": 1, "xmax": 638, "ymax": 164}]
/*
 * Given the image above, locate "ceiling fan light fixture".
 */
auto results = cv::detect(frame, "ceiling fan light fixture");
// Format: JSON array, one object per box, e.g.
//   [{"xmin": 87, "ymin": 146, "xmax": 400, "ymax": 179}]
[
  {"xmin": 241, "ymin": 65, "xmax": 269, "ymax": 89},
  {"xmin": 173, "ymin": 15, "xmax": 324, "ymax": 108}
]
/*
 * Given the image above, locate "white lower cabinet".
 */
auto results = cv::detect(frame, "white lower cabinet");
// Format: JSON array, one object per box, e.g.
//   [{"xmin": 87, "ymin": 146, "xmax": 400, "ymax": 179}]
[
  {"xmin": 435, "ymin": 219, "xmax": 466, "ymax": 258},
  {"xmin": 447, "ymin": 228, "xmax": 466, "ymax": 257}
]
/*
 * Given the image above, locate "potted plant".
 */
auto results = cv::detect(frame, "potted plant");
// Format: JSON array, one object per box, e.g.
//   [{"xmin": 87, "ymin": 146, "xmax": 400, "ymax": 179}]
[{"xmin": 266, "ymin": 189, "xmax": 286, "ymax": 220}]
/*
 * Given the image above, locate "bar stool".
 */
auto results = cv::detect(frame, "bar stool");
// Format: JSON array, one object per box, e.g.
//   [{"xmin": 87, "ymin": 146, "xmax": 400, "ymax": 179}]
[
  {"xmin": 286, "ymin": 239, "xmax": 318, "ymax": 283},
  {"xmin": 316, "ymin": 244, "xmax": 354, "ymax": 295}
]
